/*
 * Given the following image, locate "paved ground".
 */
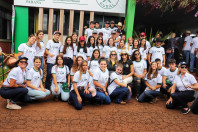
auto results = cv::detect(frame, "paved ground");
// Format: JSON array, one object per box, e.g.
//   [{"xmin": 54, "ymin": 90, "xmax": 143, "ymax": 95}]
[{"xmin": 0, "ymin": 95, "xmax": 197, "ymax": 132}]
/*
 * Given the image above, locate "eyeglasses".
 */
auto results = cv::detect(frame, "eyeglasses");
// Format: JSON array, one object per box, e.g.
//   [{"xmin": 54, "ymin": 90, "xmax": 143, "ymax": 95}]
[
  {"xmin": 135, "ymin": 53, "xmax": 140, "ymax": 55},
  {"xmin": 121, "ymin": 54, "xmax": 127, "ymax": 56},
  {"xmin": 19, "ymin": 61, "xmax": 27, "ymax": 64},
  {"xmin": 181, "ymin": 66, "xmax": 187, "ymax": 69},
  {"xmin": 111, "ymin": 54, "xmax": 117, "ymax": 56}
]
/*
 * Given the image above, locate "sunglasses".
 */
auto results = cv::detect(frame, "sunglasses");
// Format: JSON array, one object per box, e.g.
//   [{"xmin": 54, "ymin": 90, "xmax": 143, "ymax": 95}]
[
  {"xmin": 111, "ymin": 54, "xmax": 117, "ymax": 56},
  {"xmin": 19, "ymin": 61, "xmax": 27, "ymax": 64},
  {"xmin": 181, "ymin": 66, "xmax": 187, "ymax": 69},
  {"xmin": 121, "ymin": 54, "xmax": 127, "ymax": 56},
  {"xmin": 135, "ymin": 53, "xmax": 140, "ymax": 55},
  {"xmin": 99, "ymin": 39, "xmax": 102, "ymax": 40}
]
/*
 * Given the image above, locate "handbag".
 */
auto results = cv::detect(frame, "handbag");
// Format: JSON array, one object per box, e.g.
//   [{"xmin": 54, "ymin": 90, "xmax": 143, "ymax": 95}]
[{"xmin": 62, "ymin": 83, "xmax": 70, "ymax": 92}]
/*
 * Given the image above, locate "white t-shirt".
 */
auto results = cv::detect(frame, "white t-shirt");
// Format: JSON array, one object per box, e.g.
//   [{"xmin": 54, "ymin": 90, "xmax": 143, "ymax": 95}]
[
  {"xmin": 114, "ymin": 36, "xmax": 121, "ymax": 47},
  {"xmin": 74, "ymin": 47, "xmax": 90, "ymax": 60},
  {"xmin": 145, "ymin": 73, "xmax": 162, "ymax": 91},
  {"xmin": 192, "ymin": 37, "xmax": 198, "ymax": 54},
  {"xmin": 94, "ymin": 28, "xmax": 102, "ymax": 34},
  {"xmin": 164, "ymin": 68, "xmax": 178, "ymax": 84},
  {"xmin": 89, "ymin": 59, "xmax": 100, "ymax": 74},
  {"xmin": 85, "ymin": 28, "xmax": 94, "ymax": 42},
  {"xmin": 133, "ymin": 60, "xmax": 147, "ymax": 75},
  {"xmin": 108, "ymin": 72, "xmax": 123, "ymax": 95},
  {"xmin": 18, "ymin": 43, "xmax": 36, "ymax": 70},
  {"xmin": 146, "ymin": 40, "xmax": 151, "ymax": 49},
  {"xmin": 158, "ymin": 67, "xmax": 166, "ymax": 76},
  {"xmin": 3, "ymin": 66, "xmax": 26, "ymax": 86},
  {"xmin": 149, "ymin": 46, "xmax": 165, "ymax": 62},
  {"xmin": 26, "ymin": 67, "xmax": 43, "ymax": 89},
  {"xmin": 139, "ymin": 47, "xmax": 148, "ymax": 60},
  {"xmin": 88, "ymin": 46, "xmax": 98, "ymax": 57},
  {"xmin": 93, "ymin": 69, "xmax": 109, "ymax": 88},
  {"xmin": 173, "ymin": 72, "xmax": 197, "ymax": 91},
  {"xmin": 184, "ymin": 36, "xmax": 192, "ymax": 51},
  {"xmin": 73, "ymin": 42, "xmax": 77, "ymax": 50},
  {"xmin": 51, "ymin": 65, "xmax": 70, "ymax": 84},
  {"xmin": 70, "ymin": 69, "xmax": 76, "ymax": 77},
  {"xmin": 101, "ymin": 27, "xmax": 111, "ymax": 41},
  {"xmin": 129, "ymin": 48, "xmax": 138, "ymax": 56},
  {"xmin": 103, "ymin": 46, "xmax": 117, "ymax": 58},
  {"xmin": 71, "ymin": 70, "xmax": 90, "ymax": 91},
  {"xmin": 60, "ymin": 46, "xmax": 74, "ymax": 59},
  {"xmin": 109, "ymin": 27, "xmax": 118, "ymax": 31},
  {"xmin": 33, "ymin": 41, "xmax": 45, "ymax": 57},
  {"xmin": 97, "ymin": 45, "xmax": 104, "ymax": 56},
  {"xmin": 46, "ymin": 40, "xmax": 62, "ymax": 64}
]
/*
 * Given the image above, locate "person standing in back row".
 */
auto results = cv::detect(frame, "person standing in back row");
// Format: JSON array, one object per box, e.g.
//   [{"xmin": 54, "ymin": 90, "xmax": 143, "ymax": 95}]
[
  {"xmin": 45, "ymin": 31, "xmax": 62, "ymax": 90},
  {"xmin": 182, "ymin": 30, "xmax": 192, "ymax": 65},
  {"xmin": 84, "ymin": 21, "xmax": 95, "ymax": 42},
  {"xmin": 101, "ymin": 21, "xmax": 111, "ymax": 41}
]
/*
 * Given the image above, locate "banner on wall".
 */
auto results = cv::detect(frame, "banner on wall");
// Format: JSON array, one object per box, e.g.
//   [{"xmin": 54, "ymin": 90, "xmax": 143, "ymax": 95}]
[{"xmin": 14, "ymin": 0, "xmax": 126, "ymax": 15}]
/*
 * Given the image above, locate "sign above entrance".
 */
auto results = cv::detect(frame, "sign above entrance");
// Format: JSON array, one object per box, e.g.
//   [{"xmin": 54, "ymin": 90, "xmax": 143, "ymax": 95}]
[{"xmin": 14, "ymin": 0, "xmax": 126, "ymax": 14}]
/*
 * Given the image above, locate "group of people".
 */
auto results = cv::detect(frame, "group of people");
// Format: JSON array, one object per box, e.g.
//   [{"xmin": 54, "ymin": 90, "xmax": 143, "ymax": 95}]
[{"xmin": 0, "ymin": 20, "xmax": 198, "ymax": 114}]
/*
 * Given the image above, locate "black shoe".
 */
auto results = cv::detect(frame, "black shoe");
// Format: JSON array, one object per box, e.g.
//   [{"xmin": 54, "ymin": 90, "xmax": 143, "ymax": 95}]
[{"xmin": 181, "ymin": 108, "xmax": 191, "ymax": 114}]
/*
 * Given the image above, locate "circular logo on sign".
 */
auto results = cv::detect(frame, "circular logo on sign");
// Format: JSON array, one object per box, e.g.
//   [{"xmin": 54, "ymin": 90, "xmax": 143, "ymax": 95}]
[{"xmin": 96, "ymin": 0, "xmax": 119, "ymax": 9}]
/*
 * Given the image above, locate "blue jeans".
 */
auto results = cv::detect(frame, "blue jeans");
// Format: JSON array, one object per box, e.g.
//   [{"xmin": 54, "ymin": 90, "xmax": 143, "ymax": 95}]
[
  {"xmin": 138, "ymin": 90, "xmax": 160, "ymax": 102},
  {"xmin": 166, "ymin": 52, "xmax": 174, "ymax": 67},
  {"xmin": 94, "ymin": 91, "xmax": 111, "ymax": 104},
  {"xmin": 45, "ymin": 63, "xmax": 54, "ymax": 89},
  {"xmin": 40, "ymin": 56, "xmax": 44, "ymax": 70},
  {"xmin": 110, "ymin": 87, "xmax": 129, "ymax": 104},
  {"xmin": 166, "ymin": 90, "xmax": 195, "ymax": 109},
  {"xmin": 161, "ymin": 84, "xmax": 172, "ymax": 95},
  {"xmin": 0, "ymin": 87, "xmax": 31, "ymax": 103},
  {"xmin": 184, "ymin": 50, "xmax": 190, "ymax": 65},
  {"xmin": 69, "ymin": 89, "xmax": 92, "ymax": 110},
  {"xmin": 190, "ymin": 53, "xmax": 195, "ymax": 72}
]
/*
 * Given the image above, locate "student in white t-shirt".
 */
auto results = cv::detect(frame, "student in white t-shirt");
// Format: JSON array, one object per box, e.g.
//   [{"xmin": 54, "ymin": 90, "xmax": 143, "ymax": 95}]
[
  {"xmin": 84, "ymin": 21, "xmax": 95, "ymax": 42},
  {"xmin": 140, "ymin": 32, "xmax": 151, "ymax": 49},
  {"xmin": 190, "ymin": 31, "xmax": 198, "ymax": 73},
  {"xmin": 51, "ymin": 55, "xmax": 70, "ymax": 101},
  {"xmin": 95, "ymin": 22, "xmax": 101, "ymax": 34},
  {"xmin": 72, "ymin": 32, "xmax": 78, "ymax": 50},
  {"xmin": 70, "ymin": 56, "xmax": 84, "ymax": 82},
  {"xmin": 60, "ymin": 36, "xmax": 74, "ymax": 70},
  {"xmin": 93, "ymin": 57, "xmax": 111, "ymax": 104},
  {"xmin": 69, "ymin": 60, "xmax": 93, "ymax": 110},
  {"xmin": 73, "ymin": 36, "xmax": 90, "ymax": 61},
  {"xmin": 108, "ymin": 63, "xmax": 130, "ymax": 104},
  {"xmin": 26, "ymin": 57, "xmax": 50, "ymax": 100},
  {"xmin": 182, "ymin": 30, "xmax": 192, "ymax": 64},
  {"xmin": 161, "ymin": 59, "xmax": 178, "ymax": 96},
  {"xmin": 140, "ymin": 38, "xmax": 148, "ymax": 61},
  {"xmin": 126, "ymin": 37, "xmax": 133, "ymax": 51},
  {"xmin": 132, "ymin": 50, "xmax": 147, "ymax": 98},
  {"xmin": 103, "ymin": 38, "xmax": 117, "ymax": 59},
  {"xmin": 114, "ymin": 29, "xmax": 121, "ymax": 47},
  {"xmin": 155, "ymin": 58, "xmax": 166, "ymax": 76},
  {"xmin": 34, "ymin": 30, "xmax": 45, "ymax": 69},
  {"xmin": 109, "ymin": 20, "xmax": 118, "ymax": 31},
  {"xmin": 138, "ymin": 61, "xmax": 162, "ymax": 103},
  {"xmin": 87, "ymin": 36, "xmax": 97, "ymax": 59},
  {"xmin": 45, "ymin": 31, "xmax": 62, "ymax": 90},
  {"xmin": 96, "ymin": 36, "xmax": 104, "ymax": 56},
  {"xmin": 0, "ymin": 57, "xmax": 29, "ymax": 110},
  {"xmin": 101, "ymin": 21, "xmax": 111, "ymax": 41},
  {"xmin": 18, "ymin": 34, "xmax": 36, "ymax": 70},
  {"xmin": 129, "ymin": 38, "xmax": 140, "ymax": 56},
  {"xmin": 166, "ymin": 62, "xmax": 197, "ymax": 114},
  {"xmin": 148, "ymin": 38, "xmax": 165, "ymax": 66}
]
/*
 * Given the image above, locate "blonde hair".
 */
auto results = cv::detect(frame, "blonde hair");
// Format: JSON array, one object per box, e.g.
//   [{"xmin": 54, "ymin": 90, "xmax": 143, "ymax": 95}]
[
  {"xmin": 127, "ymin": 37, "xmax": 133, "ymax": 50},
  {"xmin": 170, "ymin": 32, "xmax": 176, "ymax": 39},
  {"xmin": 108, "ymin": 51, "xmax": 118, "ymax": 64},
  {"xmin": 36, "ymin": 30, "xmax": 44, "ymax": 49},
  {"xmin": 177, "ymin": 64, "xmax": 189, "ymax": 75},
  {"xmin": 118, "ymin": 39, "xmax": 127, "ymax": 50}
]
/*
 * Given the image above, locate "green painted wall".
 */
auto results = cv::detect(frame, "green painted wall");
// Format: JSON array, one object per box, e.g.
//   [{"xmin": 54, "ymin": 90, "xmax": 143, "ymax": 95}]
[
  {"xmin": 125, "ymin": 0, "xmax": 136, "ymax": 40},
  {"xmin": 14, "ymin": 6, "xmax": 29, "ymax": 54}
]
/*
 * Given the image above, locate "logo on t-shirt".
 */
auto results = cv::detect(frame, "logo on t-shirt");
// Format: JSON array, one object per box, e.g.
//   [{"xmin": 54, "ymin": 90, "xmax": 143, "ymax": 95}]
[{"xmin": 96, "ymin": 0, "xmax": 119, "ymax": 9}]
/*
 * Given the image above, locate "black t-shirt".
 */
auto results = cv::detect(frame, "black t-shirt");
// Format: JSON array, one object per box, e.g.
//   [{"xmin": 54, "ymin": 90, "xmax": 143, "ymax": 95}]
[
  {"xmin": 119, "ymin": 60, "xmax": 133, "ymax": 75},
  {"xmin": 107, "ymin": 60, "xmax": 117, "ymax": 74}
]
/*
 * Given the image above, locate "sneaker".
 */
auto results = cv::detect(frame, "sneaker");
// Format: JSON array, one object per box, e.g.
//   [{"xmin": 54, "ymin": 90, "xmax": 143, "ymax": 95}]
[
  {"xmin": 182, "ymin": 108, "xmax": 191, "ymax": 114},
  {"xmin": 119, "ymin": 101, "xmax": 126, "ymax": 105},
  {"xmin": 6, "ymin": 103, "xmax": 21, "ymax": 110}
]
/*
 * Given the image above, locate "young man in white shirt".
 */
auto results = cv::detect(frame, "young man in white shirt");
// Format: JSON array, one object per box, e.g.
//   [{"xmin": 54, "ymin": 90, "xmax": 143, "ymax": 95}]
[
  {"xmin": 148, "ymin": 38, "xmax": 165, "ymax": 66},
  {"xmin": 110, "ymin": 20, "xmax": 117, "ymax": 31},
  {"xmin": 45, "ymin": 31, "xmax": 62, "ymax": 89},
  {"xmin": 94, "ymin": 22, "xmax": 101, "ymax": 34},
  {"xmin": 155, "ymin": 58, "xmax": 166, "ymax": 76},
  {"xmin": 190, "ymin": 31, "xmax": 198, "ymax": 73},
  {"xmin": 182, "ymin": 30, "xmax": 192, "ymax": 65},
  {"xmin": 84, "ymin": 21, "xmax": 95, "ymax": 42},
  {"xmin": 101, "ymin": 21, "xmax": 111, "ymax": 41}
]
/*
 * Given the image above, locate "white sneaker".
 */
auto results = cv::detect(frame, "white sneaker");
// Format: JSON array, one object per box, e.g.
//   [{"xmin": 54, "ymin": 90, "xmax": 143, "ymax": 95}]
[{"xmin": 6, "ymin": 103, "xmax": 21, "ymax": 110}]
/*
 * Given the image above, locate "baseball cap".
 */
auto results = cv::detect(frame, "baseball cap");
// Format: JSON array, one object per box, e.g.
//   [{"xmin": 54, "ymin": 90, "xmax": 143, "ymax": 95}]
[
  {"xmin": 180, "ymin": 61, "xmax": 188, "ymax": 66},
  {"xmin": 140, "ymin": 32, "xmax": 146, "ymax": 36},
  {"xmin": 111, "ymin": 21, "xmax": 115, "ymax": 24},
  {"xmin": 54, "ymin": 31, "xmax": 61, "ymax": 35},
  {"xmin": 105, "ymin": 21, "xmax": 110, "ymax": 24},
  {"xmin": 111, "ymin": 30, "xmax": 116, "ymax": 34},
  {"xmin": 16, "ymin": 56, "xmax": 28, "ymax": 66},
  {"xmin": 92, "ymin": 30, "xmax": 98, "ymax": 34},
  {"xmin": 79, "ymin": 36, "xmax": 85, "ymax": 41}
]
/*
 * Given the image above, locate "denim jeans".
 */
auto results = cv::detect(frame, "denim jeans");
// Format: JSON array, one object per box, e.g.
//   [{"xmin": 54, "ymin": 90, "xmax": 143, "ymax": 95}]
[
  {"xmin": 28, "ymin": 88, "xmax": 51, "ymax": 100},
  {"xmin": 166, "ymin": 52, "xmax": 174, "ymax": 67},
  {"xmin": 51, "ymin": 83, "xmax": 69, "ymax": 101},
  {"xmin": 166, "ymin": 90, "xmax": 195, "ymax": 109},
  {"xmin": 190, "ymin": 53, "xmax": 195, "ymax": 72},
  {"xmin": 110, "ymin": 87, "xmax": 129, "ymax": 104},
  {"xmin": 138, "ymin": 90, "xmax": 160, "ymax": 102},
  {"xmin": 94, "ymin": 91, "xmax": 111, "ymax": 104},
  {"xmin": 63, "ymin": 57, "xmax": 73, "ymax": 70},
  {"xmin": 184, "ymin": 50, "xmax": 190, "ymax": 65},
  {"xmin": 69, "ymin": 89, "xmax": 92, "ymax": 110},
  {"xmin": 40, "ymin": 56, "xmax": 44, "ymax": 70},
  {"xmin": 161, "ymin": 84, "xmax": 172, "ymax": 95},
  {"xmin": 45, "ymin": 63, "xmax": 54, "ymax": 89},
  {"xmin": 0, "ymin": 87, "xmax": 31, "ymax": 103}
]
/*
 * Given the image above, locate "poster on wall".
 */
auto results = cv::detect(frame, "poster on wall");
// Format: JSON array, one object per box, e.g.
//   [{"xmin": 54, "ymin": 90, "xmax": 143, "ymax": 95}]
[{"xmin": 14, "ymin": 0, "xmax": 126, "ymax": 15}]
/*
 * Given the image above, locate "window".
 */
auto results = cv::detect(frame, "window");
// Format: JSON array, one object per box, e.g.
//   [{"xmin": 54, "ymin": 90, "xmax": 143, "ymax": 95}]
[{"xmin": 0, "ymin": 8, "xmax": 11, "ymax": 40}]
